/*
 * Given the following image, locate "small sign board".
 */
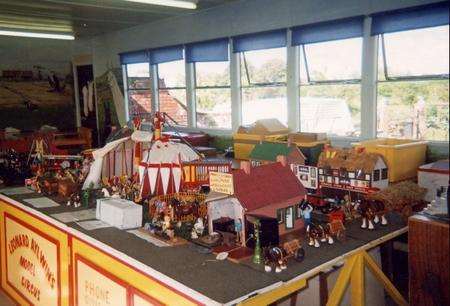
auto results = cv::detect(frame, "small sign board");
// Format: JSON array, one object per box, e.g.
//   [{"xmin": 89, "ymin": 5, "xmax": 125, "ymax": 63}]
[{"xmin": 209, "ymin": 172, "xmax": 234, "ymax": 195}]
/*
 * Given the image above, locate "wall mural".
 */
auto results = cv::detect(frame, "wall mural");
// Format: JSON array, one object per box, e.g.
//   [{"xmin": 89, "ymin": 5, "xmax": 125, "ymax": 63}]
[{"xmin": 0, "ymin": 65, "xmax": 75, "ymax": 131}]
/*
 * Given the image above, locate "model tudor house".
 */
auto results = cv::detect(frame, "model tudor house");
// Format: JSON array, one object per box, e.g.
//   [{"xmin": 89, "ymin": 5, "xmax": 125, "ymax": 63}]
[
  {"xmin": 317, "ymin": 147, "xmax": 389, "ymax": 194},
  {"xmin": 206, "ymin": 158, "xmax": 307, "ymax": 246}
]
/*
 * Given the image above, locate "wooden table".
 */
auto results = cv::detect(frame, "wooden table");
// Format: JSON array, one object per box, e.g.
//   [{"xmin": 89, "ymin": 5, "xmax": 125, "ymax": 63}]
[{"xmin": 0, "ymin": 191, "xmax": 409, "ymax": 306}]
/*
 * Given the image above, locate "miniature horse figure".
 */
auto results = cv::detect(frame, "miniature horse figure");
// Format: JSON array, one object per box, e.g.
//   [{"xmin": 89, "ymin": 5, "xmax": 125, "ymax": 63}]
[
  {"xmin": 356, "ymin": 199, "xmax": 387, "ymax": 230},
  {"xmin": 264, "ymin": 246, "xmax": 287, "ymax": 273},
  {"xmin": 306, "ymin": 223, "xmax": 334, "ymax": 248}
]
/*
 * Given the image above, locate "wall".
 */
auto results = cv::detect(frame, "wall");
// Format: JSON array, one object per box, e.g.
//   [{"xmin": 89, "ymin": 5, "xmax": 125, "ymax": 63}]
[
  {"xmin": 0, "ymin": 36, "xmax": 92, "ymax": 131},
  {"xmin": 88, "ymin": 0, "xmax": 441, "ymax": 77},
  {"xmin": 0, "ymin": 36, "xmax": 74, "ymax": 75}
]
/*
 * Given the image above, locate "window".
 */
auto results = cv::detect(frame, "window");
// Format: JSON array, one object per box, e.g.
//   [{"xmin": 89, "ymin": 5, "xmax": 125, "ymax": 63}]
[
  {"xmin": 276, "ymin": 209, "xmax": 284, "ymax": 224},
  {"xmin": 157, "ymin": 60, "xmax": 188, "ymax": 126},
  {"xmin": 299, "ymin": 38, "xmax": 362, "ymax": 137},
  {"xmin": 285, "ymin": 206, "xmax": 294, "ymax": 229},
  {"xmin": 377, "ymin": 26, "xmax": 449, "ymax": 141},
  {"xmin": 295, "ymin": 204, "xmax": 302, "ymax": 219},
  {"xmin": 373, "ymin": 169, "xmax": 380, "ymax": 181},
  {"xmin": 126, "ymin": 63, "xmax": 152, "ymax": 118},
  {"xmin": 240, "ymin": 47, "xmax": 287, "ymax": 125},
  {"xmin": 195, "ymin": 61, "xmax": 231, "ymax": 128},
  {"xmin": 381, "ymin": 168, "xmax": 388, "ymax": 180}
]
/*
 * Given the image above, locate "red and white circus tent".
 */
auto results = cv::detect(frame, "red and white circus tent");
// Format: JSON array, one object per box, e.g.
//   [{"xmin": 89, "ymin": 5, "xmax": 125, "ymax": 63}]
[{"xmin": 138, "ymin": 139, "xmax": 199, "ymax": 197}]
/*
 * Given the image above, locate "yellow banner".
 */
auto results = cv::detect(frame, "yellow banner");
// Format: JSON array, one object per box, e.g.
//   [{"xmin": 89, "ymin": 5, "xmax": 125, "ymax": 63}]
[
  {"xmin": 76, "ymin": 257, "xmax": 127, "ymax": 306},
  {"xmin": 209, "ymin": 171, "xmax": 234, "ymax": 195},
  {"xmin": 5, "ymin": 214, "xmax": 59, "ymax": 306}
]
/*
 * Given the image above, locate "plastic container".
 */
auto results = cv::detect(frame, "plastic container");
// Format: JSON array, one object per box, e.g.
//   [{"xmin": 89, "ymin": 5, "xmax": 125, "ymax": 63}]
[{"xmin": 352, "ymin": 138, "xmax": 427, "ymax": 182}]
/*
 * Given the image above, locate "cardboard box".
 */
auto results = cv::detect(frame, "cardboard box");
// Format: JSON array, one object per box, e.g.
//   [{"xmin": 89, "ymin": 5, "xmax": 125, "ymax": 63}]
[
  {"xmin": 96, "ymin": 198, "xmax": 142, "ymax": 229},
  {"xmin": 233, "ymin": 119, "xmax": 290, "ymax": 160}
]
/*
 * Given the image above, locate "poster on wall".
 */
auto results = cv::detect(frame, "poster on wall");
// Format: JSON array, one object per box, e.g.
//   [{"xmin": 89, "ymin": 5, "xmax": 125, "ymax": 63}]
[
  {"xmin": 4, "ymin": 213, "xmax": 60, "ymax": 306},
  {"xmin": 0, "ymin": 64, "xmax": 75, "ymax": 131},
  {"xmin": 75, "ymin": 255, "xmax": 127, "ymax": 306}
]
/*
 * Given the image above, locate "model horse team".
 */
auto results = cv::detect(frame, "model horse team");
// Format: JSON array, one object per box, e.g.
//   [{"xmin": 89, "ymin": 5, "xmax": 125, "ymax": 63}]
[{"xmin": 8, "ymin": 114, "xmax": 426, "ymax": 273}]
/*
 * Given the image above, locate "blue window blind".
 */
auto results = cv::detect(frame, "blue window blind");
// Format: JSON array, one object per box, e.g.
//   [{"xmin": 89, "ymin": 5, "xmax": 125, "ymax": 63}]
[
  {"xmin": 292, "ymin": 16, "xmax": 364, "ymax": 45},
  {"xmin": 149, "ymin": 45, "xmax": 184, "ymax": 64},
  {"xmin": 371, "ymin": 1, "xmax": 450, "ymax": 35},
  {"xmin": 119, "ymin": 50, "xmax": 148, "ymax": 65},
  {"xmin": 186, "ymin": 38, "xmax": 229, "ymax": 62},
  {"xmin": 233, "ymin": 29, "xmax": 287, "ymax": 53}
]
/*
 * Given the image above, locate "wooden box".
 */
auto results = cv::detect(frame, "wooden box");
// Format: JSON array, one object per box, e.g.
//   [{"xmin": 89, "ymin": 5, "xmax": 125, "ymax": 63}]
[{"xmin": 409, "ymin": 215, "xmax": 449, "ymax": 306}]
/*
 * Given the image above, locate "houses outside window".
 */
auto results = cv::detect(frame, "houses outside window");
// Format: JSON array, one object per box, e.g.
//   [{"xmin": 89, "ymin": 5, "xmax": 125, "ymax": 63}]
[
  {"xmin": 376, "ymin": 25, "xmax": 449, "ymax": 141},
  {"xmin": 299, "ymin": 38, "xmax": 362, "ymax": 137},
  {"xmin": 240, "ymin": 47, "xmax": 287, "ymax": 125},
  {"xmin": 126, "ymin": 63, "xmax": 152, "ymax": 118},
  {"xmin": 195, "ymin": 61, "xmax": 231, "ymax": 128},
  {"xmin": 157, "ymin": 60, "xmax": 188, "ymax": 126}
]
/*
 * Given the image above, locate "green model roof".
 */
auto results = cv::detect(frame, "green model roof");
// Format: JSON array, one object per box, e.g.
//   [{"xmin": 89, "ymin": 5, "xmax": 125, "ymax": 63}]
[{"xmin": 249, "ymin": 142, "xmax": 294, "ymax": 161}]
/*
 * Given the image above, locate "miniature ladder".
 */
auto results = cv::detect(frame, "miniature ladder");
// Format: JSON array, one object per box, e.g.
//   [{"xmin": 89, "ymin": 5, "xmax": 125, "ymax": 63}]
[{"xmin": 327, "ymin": 250, "xmax": 408, "ymax": 306}]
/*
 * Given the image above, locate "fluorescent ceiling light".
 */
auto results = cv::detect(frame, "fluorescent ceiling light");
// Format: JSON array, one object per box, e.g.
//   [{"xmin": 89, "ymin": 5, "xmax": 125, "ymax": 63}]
[
  {"xmin": 124, "ymin": 0, "xmax": 197, "ymax": 9},
  {"xmin": 0, "ymin": 30, "xmax": 74, "ymax": 40}
]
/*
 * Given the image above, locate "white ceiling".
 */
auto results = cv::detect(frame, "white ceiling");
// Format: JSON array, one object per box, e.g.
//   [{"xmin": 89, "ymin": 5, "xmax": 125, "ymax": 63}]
[{"xmin": 0, "ymin": 0, "xmax": 236, "ymax": 38}]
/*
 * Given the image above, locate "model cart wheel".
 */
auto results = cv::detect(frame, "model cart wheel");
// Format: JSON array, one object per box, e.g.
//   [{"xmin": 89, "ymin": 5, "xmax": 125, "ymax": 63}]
[
  {"xmin": 294, "ymin": 247, "xmax": 305, "ymax": 262},
  {"xmin": 336, "ymin": 229, "xmax": 346, "ymax": 242}
]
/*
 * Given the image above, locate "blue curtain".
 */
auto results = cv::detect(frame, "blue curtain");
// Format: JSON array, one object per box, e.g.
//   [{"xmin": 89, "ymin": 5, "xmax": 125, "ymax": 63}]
[
  {"xmin": 233, "ymin": 29, "xmax": 287, "ymax": 52},
  {"xmin": 149, "ymin": 45, "xmax": 184, "ymax": 64},
  {"xmin": 119, "ymin": 50, "xmax": 148, "ymax": 65},
  {"xmin": 371, "ymin": 1, "xmax": 450, "ymax": 35},
  {"xmin": 186, "ymin": 38, "xmax": 229, "ymax": 62},
  {"xmin": 292, "ymin": 16, "xmax": 364, "ymax": 45}
]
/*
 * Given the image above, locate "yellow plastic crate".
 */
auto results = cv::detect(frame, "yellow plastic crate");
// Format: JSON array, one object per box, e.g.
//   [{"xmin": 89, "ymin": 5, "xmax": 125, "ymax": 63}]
[{"xmin": 352, "ymin": 138, "xmax": 427, "ymax": 182}]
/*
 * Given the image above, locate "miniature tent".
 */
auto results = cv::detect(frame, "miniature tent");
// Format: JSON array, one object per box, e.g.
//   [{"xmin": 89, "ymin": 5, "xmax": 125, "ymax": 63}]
[
  {"xmin": 82, "ymin": 130, "xmax": 152, "ymax": 189},
  {"xmin": 83, "ymin": 113, "xmax": 200, "ymax": 195},
  {"xmin": 139, "ymin": 139, "xmax": 199, "ymax": 196}
]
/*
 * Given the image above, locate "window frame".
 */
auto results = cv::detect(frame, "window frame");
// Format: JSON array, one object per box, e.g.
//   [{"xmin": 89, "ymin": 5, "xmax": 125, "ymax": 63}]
[
  {"xmin": 240, "ymin": 51, "xmax": 287, "ymax": 88},
  {"xmin": 239, "ymin": 47, "xmax": 288, "ymax": 125},
  {"xmin": 285, "ymin": 206, "xmax": 294, "ymax": 230},
  {"xmin": 193, "ymin": 61, "xmax": 232, "ymax": 130},
  {"xmin": 276, "ymin": 208, "xmax": 284, "ymax": 224},
  {"xmin": 379, "ymin": 30, "xmax": 450, "ymax": 82},
  {"xmin": 125, "ymin": 62, "xmax": 152, "ymax": 119},
  {"xmin": 300, "ymin": 43, "xmax": 362, "ymax": 85},
  {"xmin": 376, "ymin": 26, "xmax": 450, "ymax": 142},
  {"xmin": 156, "ymin": 60, "xmax": 188, "ymax": 126}
]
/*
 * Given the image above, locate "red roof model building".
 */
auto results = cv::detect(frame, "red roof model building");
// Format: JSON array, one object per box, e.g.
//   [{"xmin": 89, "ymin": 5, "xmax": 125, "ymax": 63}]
[{"xmin": 233, "ymin": 161, "xmax": 306, "ymax": 212}]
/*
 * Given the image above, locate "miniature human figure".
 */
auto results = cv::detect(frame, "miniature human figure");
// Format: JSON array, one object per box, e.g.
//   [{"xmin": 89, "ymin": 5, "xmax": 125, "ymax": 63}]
[
  {"xmin": 342, "ymin": 194, "xmax": 354, "ymax": 221},
  {"xmin": 194, "ymin": 217, "xmax": 205, "ymax": 237},
  {"xmin": 33, "ymin": 166, "xmax": 44, "ymax": 193},
  {"xmin": 234, "ymin": 218, "xmax": 243, "ymax": 244},
  {"xmin": 162, "ymin": 214, "xmax": 174, "ymax": 240},
  {"xmin": 299, "ymin": 197, "xmax": 313, "ymax": 228}
]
